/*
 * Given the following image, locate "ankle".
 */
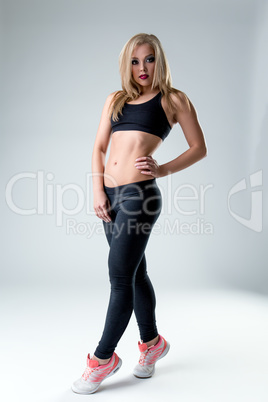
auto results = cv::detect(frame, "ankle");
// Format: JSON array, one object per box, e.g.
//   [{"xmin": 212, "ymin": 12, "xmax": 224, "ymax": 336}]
[
  {"xmin": 92, "ymin": 355, "xmax": 111, "ymax": 365},
  {"xmin": 145, "ymin": 335, "xmax": 159, "ymax": 348}
]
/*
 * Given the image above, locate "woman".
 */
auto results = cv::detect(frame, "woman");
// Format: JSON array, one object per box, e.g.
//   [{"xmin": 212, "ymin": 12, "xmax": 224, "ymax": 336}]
[{"xmin": 72, "ymin": 33, "xmax": 207, "ymax": 394}]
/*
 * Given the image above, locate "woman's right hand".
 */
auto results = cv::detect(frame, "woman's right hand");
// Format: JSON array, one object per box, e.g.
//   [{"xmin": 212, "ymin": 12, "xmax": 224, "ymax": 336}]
[{"xmin": 93, "ymin": 190, "xmax": 112, "ymax": 223}]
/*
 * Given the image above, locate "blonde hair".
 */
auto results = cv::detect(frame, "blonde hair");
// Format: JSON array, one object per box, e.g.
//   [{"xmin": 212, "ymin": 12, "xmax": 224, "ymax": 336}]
[{"xmin": 110, "ymin": 33, "xmax": 187, "ymax": 121}]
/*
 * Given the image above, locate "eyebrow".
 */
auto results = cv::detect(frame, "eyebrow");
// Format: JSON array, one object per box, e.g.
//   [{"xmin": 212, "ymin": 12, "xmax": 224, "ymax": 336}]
[{"xmin": 131, "ymin": 53, "xmax": 155, "ymax": 59}]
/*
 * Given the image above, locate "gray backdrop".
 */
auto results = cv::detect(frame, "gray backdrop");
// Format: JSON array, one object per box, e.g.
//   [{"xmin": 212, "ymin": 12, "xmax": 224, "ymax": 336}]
[{"xmin": 1, "ymin": 0, "xmax": 267, "ymax": 293}]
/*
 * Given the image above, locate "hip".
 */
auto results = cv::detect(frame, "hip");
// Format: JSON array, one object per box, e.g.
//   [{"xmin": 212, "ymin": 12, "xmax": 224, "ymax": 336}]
[
  {"xmin": 103, "ymin": 177, "xmax": 162, "ymax": 217},
  {"xmin": 103, "ymin": 166, "xmax": 156, "ymax": 188}
]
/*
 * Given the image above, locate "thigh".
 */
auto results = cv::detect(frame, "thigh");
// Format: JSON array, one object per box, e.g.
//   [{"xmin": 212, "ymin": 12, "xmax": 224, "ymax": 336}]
[
  {"xmin": 107, "ymin": 191, "xmax": 161, "ymax": 279},
  {"xmin": 102, "ymin": 208, "xmax": 117, "ymax": 246}
]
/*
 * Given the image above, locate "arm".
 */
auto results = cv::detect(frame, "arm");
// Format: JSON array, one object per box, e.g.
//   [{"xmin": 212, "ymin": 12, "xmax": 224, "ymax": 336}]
[
  {"xmin": 159, "ymin": 93, "xmax": 207, "ymax": 177},
  {"xmin": 91, "ymin": 93, "xmax": 114, "ymax": 222},
  {"xmin": 135, "ymin": 92, "xmax": 207, "ymax": 177}
]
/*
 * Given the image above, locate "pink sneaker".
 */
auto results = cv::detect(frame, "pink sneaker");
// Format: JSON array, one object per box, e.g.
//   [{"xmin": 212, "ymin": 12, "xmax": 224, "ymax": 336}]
[
  {"xmin": 133, "ymin": 334, "xmax": 170, "ymax": 378},
  {"xmin": 72, "ymin": 352, "xmax": 122, "ymax": 394}
]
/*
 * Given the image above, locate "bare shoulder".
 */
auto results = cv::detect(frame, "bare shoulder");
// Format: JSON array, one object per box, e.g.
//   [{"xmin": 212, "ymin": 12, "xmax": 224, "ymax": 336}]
[
  {"xmin": 99, "ymin": 91, "xmax": 119, "ymax": 117},
  {"xmin": 170, "ymin": 90, "xmax": 192, "ymax": 113},
  {"xmin": 161, "ymin": 89, "xmax": 193, "ymax": 126},
  {"xmin": 105, "ymin": 90, "xmax": 118, "ymax": 104},
  {"xmin": 104, "ymin": 90, "xmax": 122, "ymax": 109},
  {"xmin": 170, "ymin": 90, "xmax": 199, "ymax": 124},
  {"xmin": 108, "ymin": 90, "xmax": 123, "ymax": 101},
  {"xmin": 108, "ymin": 90, "xmax": 119, "ymax": 99}
]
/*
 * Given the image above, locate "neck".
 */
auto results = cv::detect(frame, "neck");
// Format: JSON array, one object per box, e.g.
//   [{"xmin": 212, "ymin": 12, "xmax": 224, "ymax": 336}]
[{"xmin": 140, "ymin": 87, "xmax": 159, "ymax": 96}]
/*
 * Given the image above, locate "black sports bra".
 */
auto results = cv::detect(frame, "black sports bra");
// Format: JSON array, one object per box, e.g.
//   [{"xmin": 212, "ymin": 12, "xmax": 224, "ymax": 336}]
[{"xmin": 110, "ymin": 92, "xmax": 172, "ymax": 141}]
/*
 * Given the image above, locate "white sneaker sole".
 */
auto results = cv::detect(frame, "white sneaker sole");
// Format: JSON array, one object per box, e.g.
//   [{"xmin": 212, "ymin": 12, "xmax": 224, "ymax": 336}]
[
  {"xmin": 72, "ymin": 358, "xmax": 122, "ymax": 394},
  {"xmin": 133, "ymin": 341, "xmax": 170, "ymax": 379}
]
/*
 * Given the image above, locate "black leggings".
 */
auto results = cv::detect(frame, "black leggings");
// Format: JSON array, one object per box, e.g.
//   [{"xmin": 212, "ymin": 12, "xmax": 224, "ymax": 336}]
[{"xmin": 94, "ymin": 178, "xmax": 162, "ymax": 359}]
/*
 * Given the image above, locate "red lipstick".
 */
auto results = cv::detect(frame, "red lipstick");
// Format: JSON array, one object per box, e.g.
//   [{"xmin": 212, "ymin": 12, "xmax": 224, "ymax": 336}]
[{"xmin": 139, "ymin": 74, "xmax": 149, "ymax": 79}]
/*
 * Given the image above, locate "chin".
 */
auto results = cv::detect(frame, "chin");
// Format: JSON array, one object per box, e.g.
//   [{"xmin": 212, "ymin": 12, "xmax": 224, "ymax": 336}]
[{"xmin": 139, "ymin": 81, "xmax": 152, "ymax": 87}]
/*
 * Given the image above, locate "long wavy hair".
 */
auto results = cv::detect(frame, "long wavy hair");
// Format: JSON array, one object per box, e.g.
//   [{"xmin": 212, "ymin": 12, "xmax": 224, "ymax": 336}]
[{"xmin": 110, "ymin": 33, "xmax": 187, "ymax": 121}]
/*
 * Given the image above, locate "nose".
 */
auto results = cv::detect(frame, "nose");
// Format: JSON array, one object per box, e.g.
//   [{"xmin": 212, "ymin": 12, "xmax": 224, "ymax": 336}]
[{"xmin": 140, "ymin": 61, "xmax": 147, "ymax": 72}]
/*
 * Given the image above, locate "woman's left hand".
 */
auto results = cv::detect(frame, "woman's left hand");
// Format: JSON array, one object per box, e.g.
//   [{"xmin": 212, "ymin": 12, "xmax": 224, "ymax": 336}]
[{"xmin": 134, "ymin": 155, "xmax": 162, "ymax": 178}]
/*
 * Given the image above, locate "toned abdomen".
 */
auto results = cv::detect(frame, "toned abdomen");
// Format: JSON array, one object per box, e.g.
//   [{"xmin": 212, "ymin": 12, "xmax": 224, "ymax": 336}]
[{"xmin": 103, "ymin": 131, "xmax": 162, "ymax": 187}]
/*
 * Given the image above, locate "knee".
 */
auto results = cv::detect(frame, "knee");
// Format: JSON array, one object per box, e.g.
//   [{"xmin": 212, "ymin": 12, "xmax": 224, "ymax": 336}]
[
  {"xmin": 108, "ymin": 261, "xmax": 132, "ymax": 287},
  {"xmin": 109, "ymin": 272, "xmax": 134, "ymax": 289},
  {"xmin": 135, "ymin": 271, "xmax": 148, "ymax": 285},
  {"xmin": 108, "ymin": 255, "xmax": 135, "ymax": 288}
]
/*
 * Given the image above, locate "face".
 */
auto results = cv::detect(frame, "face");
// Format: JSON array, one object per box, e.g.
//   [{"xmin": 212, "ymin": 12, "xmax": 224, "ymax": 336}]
[{"xmin": 131, "ymin": 43, "xmax": 155, "ymax": 89}]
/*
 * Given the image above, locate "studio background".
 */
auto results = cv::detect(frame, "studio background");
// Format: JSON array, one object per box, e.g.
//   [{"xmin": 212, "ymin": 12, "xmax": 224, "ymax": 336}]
[
  {"xmin": 1, "ymin": 0, "xmax": 267, "ymax": 292},
  {"xmin": 0, "ymin": 1, "xmax": 267, "ymax": 401}
]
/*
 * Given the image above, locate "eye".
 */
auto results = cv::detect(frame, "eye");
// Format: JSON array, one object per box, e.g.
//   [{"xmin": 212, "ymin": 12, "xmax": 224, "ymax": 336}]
[
  {"xmin": 132, "ymin": 59, "xmax": 139, "ymax": 65},
  {"xmin": 146, "ymin": 56, "xmax": 155, "ymax": 63}
]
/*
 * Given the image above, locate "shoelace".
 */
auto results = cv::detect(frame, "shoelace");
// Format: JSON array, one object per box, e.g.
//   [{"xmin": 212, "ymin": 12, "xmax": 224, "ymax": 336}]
[
  {"xmin": 139, "ymin": 347, "xmax": 153, "ymax": 366},
  {"xmin": 139, "ymin": 351, "xmax": 147, "ymax": 366},
  {"xmin": 82, "ymin": 366, "xmax": 96, "ymax": 381}
]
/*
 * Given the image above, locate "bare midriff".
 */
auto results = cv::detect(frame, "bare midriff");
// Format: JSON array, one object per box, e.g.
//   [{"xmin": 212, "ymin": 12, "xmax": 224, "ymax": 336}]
[{"xmin": 103, "ymin": 130, "xmax": 163, "ymax": 187}]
